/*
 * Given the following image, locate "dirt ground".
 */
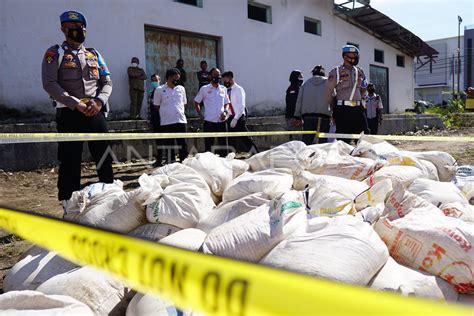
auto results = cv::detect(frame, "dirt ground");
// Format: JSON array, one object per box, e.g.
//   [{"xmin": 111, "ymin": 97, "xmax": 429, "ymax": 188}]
[{"xmin": 0, "ymin": 127, "xmax": 473, "ymax": 292}]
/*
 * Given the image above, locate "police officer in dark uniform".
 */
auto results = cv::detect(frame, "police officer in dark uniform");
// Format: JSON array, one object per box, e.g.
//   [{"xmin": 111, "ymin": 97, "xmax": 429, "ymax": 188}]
[
  {"xmin": 285, "ymin": 70, "xmax": 304, "ymax": 140},
  {"xmin": 42, "ymin": 10, "xmax": 114, "ymax": 210},
  {"xmin": 325, "ymin": 45, "xmax": 370, "ymax": 142}
]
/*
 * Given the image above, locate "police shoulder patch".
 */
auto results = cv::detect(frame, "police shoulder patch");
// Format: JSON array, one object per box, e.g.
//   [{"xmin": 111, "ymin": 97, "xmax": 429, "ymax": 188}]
[{"xmin": 44, "ymin": 50, "xmax": 57, "ymax": 64}]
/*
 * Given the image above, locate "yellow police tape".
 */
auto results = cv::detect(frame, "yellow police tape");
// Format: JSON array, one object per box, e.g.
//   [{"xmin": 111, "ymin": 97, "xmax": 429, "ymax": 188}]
[
  {"xmin": 0, "ymin": 207, "xmax": 470, "ymax": 316},
  {"xmin": 0, "ymin": 131, "xmax": 473, "ymax": 144}
]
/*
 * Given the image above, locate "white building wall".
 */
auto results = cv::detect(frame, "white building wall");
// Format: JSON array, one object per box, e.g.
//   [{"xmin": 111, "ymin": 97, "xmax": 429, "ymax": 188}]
[{"xmin": 0, "ymin": 0, "xmax": 415, "ymax": 116}]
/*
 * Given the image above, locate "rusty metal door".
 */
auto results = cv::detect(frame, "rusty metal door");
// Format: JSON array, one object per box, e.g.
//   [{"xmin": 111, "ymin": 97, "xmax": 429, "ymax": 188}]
[
  {"xmin": 144, "ymin": 27, "xmax": 218, "ymax": 117},
  {"xmin": 369, "ymin": 65, "xmax": 389, "ymax": 113}
]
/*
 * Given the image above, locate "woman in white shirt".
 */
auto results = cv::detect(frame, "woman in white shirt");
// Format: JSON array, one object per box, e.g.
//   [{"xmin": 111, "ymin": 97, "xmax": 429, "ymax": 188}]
[{"xmin": 153, "ymin": 68, "xmax": 188, "ymax": 165}]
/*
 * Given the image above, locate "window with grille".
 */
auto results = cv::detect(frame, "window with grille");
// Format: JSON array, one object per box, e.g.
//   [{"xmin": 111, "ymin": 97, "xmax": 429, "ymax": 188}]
[
  {"xmin": 248, "ymin": 1, "xmax": 272, "ymax": 24},
  {"xmin": 374, "ymin": 49, "xmax": 384, "ymax": 63},
  {"xmin": 396, "ymin": 55, "xmax": 405, "ymax": 67},
  {"xmin": 304, "ymin": 17, "xmax": 321, "ymax": 36}
]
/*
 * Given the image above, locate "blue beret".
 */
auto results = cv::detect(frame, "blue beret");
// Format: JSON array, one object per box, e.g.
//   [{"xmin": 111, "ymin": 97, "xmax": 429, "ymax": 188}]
[
  {"xmin": 342, "ymin": 45, "xmax": 359, "ymax": 54},
  {"xmin": 60, "ymin": 11, "xmax": 87, "ymax": 27}
]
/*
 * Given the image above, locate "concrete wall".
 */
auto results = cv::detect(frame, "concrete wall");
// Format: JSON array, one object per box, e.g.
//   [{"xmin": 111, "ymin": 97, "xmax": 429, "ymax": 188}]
[
  {"xmin": 415, "ymin": 86, "xmax": 452, "ymax": 105},
  {"xmin": 0, "ymin": 0, "xmax": 415, "ymax": 117},
  {"xmin": 0, "ymin": 114, "xmax": 444, "ymax": 171}
]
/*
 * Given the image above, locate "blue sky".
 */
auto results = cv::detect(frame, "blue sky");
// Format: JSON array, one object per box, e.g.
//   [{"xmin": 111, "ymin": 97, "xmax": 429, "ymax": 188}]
[{"xmin": 370, "ymin": 0, "xmax": 474, "ymax": 40}]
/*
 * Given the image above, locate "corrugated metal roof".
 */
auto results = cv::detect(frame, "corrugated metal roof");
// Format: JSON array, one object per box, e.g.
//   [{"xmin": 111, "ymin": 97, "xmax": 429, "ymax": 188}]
[{"xmin": 334, "ymin": 2, "xmax": 438, "ymax": 58}]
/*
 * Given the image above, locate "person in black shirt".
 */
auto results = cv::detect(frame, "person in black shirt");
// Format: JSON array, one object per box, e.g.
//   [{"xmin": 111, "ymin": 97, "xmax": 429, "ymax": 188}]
[
  {"xmin": 285, "ymin": 70, "xmax": 303, "ymax": 140},
  {"xmin": 175, "ymin": 59, "xmax": 187, "ymax": 87},
  {"xmin": 196, "ymin": 60, "xmax": 210, "ymax": 89}
]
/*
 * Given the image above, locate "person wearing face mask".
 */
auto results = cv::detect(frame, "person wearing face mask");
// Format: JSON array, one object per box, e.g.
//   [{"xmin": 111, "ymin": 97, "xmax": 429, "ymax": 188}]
[
  {"xmin": 222, "ymin": 71, "xmax": 258, "ymax": 155},
  {"xmin": 325, "ymin": 45, "xmax": 370, "ymax": 143},
  {"xmin": 128, "ymin": 57, "xmax": 147, "ymax": 119},
  {"xmin": 42, "ymin": 10, "xmax": 114, "ymax": 213},
  {"xmin": 194, "ymin": 68, "xmax": 231, "ymax": 156},
  {"xmin": 285, "ymin": 70, "xmax": 304, "ymax": 140},
  {"xmin": 364, "ymin": 83, "xmax": 383, "ymax": 135},
  {"xmin": 293, "ymin": 65, "xmax": 331, "ymax": 145},
  {"xmin": 153, "ymin": 68, "xmax": 189, "ymax": 165}
]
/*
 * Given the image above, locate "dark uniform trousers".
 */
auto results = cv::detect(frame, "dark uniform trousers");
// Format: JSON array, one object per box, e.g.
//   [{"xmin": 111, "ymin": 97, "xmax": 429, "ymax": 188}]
[
  {"xmin": 130, "ymin": 89, "xmax": 144, "ymax": 118},
  {"xmin": 367, "ymin": 118, "xmax": 378, "ymax": 135},
  {"xmin": 302, "ymin": 113, "xmax": 331, "ymax": 145},
  {"xmin": 227, "ymin": 115, "xmax": 258, "ymax": 153},
  {"xmin": 334, "ymin": 105, "xmax": 370, "ymax": 143},
  {"xmin": 203, "ymin": 121, "xmax": 228, "ymax": 156},
  {"xmin": 157, "ymin": 123, "xmax": 188, "ymax": 164},
  {"xmin": 56, "ymin": 108, "xmax": 114, "ymax": 200}
]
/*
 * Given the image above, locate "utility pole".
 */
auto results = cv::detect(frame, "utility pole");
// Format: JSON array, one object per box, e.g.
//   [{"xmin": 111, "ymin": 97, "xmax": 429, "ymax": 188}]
[
  {"xmin": 452, "ymin": 54, "xmax": 455, "ymax": 98},
  {"xmin": 457, "ymin": 15, "xmax": 462, "ymax": 99}
]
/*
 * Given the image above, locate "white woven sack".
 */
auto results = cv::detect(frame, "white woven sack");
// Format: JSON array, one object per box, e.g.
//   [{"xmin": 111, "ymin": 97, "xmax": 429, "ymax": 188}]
[
  {"xmin": 203, "ymin": 191, "xmax": 307, "ymax": 262},
  {"xmin": 408, "ymin": 178, "xmax": 469, "ymax": 207},
  {"xmin": 261, "ymin": 216, "xmax": 389, "ymax": 286},
  {"xmin": 222, "ymin": 168, "xmax": 293, "ymax": 203},
  {"xmin": 399, "ymin": 150, "xmax": 457, "ymax": 182},
  {"xmin": 183, "ymin": 152, "xmax": 234, "ymax": 197},
  {"xmin": 159, "ymin": 228, "xmax": 207, "ymax": 251},
  {"xmin": 197, "ymin": 192, "xmax": 271, "ymax": 233},
  {"xmin": 141, "ymin": 171, "xmax": 215, "ymax": 228},
  {"xmin": 374, "ymin": 209, "xmax": 474, "ymax": 293},
  {"xmin": 369, "ymin": 257, "xmax": 458, "ymax": 301},
  {"xmin": 128, "ymin": 223, "xmax": 182, "ymax": 242},
  {"xmin": 305, "ymin": 148, "xmax": 384, "ymax": 181},
  {"xmin": 82, "ymin": 188, "xmax": 147, "ymax": 233},
  {"xmin": 37, "ymin": 266, "xmax": 129, "ymax": 315},
  {"xmin": 246, "ymin": 141, "xmax": 308, "ymax": 171},
  {"xmin": 366, "ymin": 165, "xmax": 425, "ymax": 188},
  {"xmin": 64, "ymin": 180, "xmax": 127, "ymax": 223},
  {"xmin": 439, "ymin": 202, "xmax": 474, "ymax": 224},
  {"xmin": 3, "ymin": 246, "xmax": 78, "ymax": 292},
  {"xmin": 306, "ymin": 178, "xmax": 392, "ymax": 217},
  {"xmin": 0, "ymin": 290, "xmax": 93, "ymax": 316}
]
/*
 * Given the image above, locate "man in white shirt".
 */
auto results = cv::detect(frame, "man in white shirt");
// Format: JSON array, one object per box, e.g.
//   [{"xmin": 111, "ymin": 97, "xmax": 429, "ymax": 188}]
[
  {"xmin": 194, "ymin": 67, "xmax": 230, "ymax": 156},
  {"xmin": 153, "ymin": 68, "xmax": 188, "ymax": 165},
  {"xmin": 222, "ymin": 71, "xmax": 258, "ymax": 154}
]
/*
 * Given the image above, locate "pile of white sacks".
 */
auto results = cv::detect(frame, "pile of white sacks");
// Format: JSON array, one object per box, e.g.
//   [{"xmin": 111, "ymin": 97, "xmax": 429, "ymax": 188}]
[{"xmin": 2, "ymin": 137, "xmax": 474, "ymax": 315}]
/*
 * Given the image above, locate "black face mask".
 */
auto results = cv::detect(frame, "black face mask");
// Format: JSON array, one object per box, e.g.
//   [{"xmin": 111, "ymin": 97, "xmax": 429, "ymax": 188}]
[
  {"xmin": 67, "ymin": 27, "xmax": 86, "ymax": 43},
  {"xmin": 368, "ymin": 88, "xmax": 375, "ymax": 93},
  {"xmin": 297, "ymin": 79, "xmax": 304, "ymax": 86},
  {"xmin": 347, "ymin": 55, "xmax": 359, "ymax": 66},
  {"xmin": 211, "ymin": 76, "xmax": 221, "ymax": 84},
  {"xmin": 172, "ymin": 79, "xmax": 180, "ymax": 86},
  {"xmin": 224, "ymin": 81, "xmax": 231, "ymax": 88}
]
